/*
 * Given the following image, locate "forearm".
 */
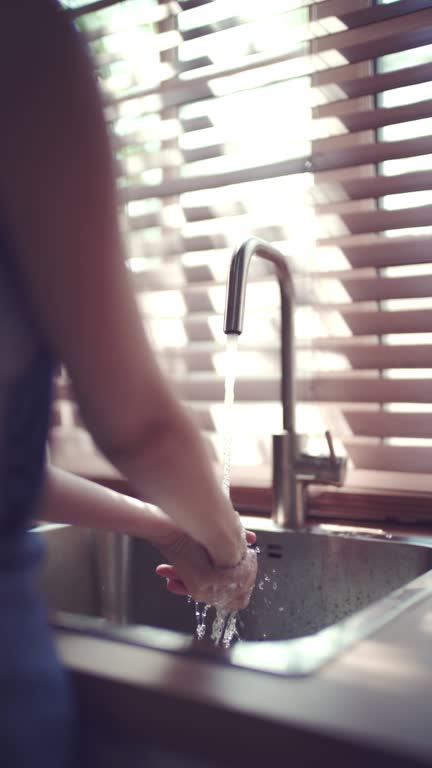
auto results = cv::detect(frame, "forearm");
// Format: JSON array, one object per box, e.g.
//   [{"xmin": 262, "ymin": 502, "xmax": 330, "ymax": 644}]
[
  {"xmin": 104, "ymin": 400, "xmax": 245, "ymax": 568},
  {"xmin": 37, "ymin": 465, "xmax": 256, "ymax": 612},
  {"xmin": 36, "ymin": 465, "xmax": 182, "ymax": 546}
]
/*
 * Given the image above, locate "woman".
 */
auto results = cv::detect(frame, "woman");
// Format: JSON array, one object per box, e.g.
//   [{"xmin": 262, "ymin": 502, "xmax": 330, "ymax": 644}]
[{"xmin": 0, "ymin": 2, "xmax": 257, "ymax": 765}]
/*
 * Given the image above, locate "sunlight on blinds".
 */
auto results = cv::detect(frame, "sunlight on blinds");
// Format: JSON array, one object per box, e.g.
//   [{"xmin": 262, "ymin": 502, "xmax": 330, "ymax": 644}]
[
  {"xmin": 52, "ymin": 0, "xmax": 432, "ymax": 500},
  {"xmin": 377, "ymin": 41, "xmax": 432, "ymax": 473}
]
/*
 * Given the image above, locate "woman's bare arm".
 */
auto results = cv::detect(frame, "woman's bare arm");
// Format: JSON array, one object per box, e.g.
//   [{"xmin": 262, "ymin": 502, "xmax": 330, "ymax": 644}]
[
  {"xmin": 37, "ymin": 465, "xmax": 257, "ymax": 607},
  {"xmin": 37, "ymin": 465, "xmax": 184, "ymax": 544},
  {"xmin": 0, "ymin": 1, "xmax": 245, "ymax": 568}
]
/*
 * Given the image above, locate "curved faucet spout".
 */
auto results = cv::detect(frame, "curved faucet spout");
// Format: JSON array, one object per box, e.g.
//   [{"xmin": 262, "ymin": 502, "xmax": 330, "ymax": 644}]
[
  {"xmin": 223, "ymin": 237, "xmax": 296, "ymax": 434},
  {"xmin": 223, "ymin": 237, "xmax": 346, "ymax": 528}
]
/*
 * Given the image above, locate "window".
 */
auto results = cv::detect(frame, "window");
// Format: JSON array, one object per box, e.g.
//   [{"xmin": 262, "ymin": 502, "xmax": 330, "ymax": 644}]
[{"xmin": 53, "ymin": 0, "xmax": 432, "ymax": 513}]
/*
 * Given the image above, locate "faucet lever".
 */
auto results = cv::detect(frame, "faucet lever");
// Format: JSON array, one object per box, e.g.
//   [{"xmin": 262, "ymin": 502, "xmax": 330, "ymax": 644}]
[{"xmin": 325, "ymin": 430, "xmax": 337, "ymax": 464}]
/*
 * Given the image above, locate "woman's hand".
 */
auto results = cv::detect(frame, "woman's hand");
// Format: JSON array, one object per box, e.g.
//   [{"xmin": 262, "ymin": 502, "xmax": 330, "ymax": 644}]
[{"xmin": 153, "ymin": 529, "xmax": 258, "ymax": 611}]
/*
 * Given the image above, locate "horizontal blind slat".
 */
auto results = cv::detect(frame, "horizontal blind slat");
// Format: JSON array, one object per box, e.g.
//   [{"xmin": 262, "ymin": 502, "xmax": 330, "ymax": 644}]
[
  {"xmin": 316, "ymin": 99, "xmax": 432, "ymax": 135},
  {"xmin": 344, "ymin": 411, "xmax": 432, "ymax": 439},
  {"xmin": 115, "ymin": 98, "xmax": 431, "ymax": 154},
  {"xmin": 67, "ymin": 0, "xmax": 124, "ymax": 18},
  {"xmin": 314, "ymin": 170, "xmax": 432, "ymax": 206},
  {"xmin": 159, "ymin": 342, "xmax": 431, "ymax": 374},
  {"xmin": 310, "ymin": 343, "xmax": 431, "ymax": 370},
  {"xmin": 318, "ymin": 204, "xmax": 432, "ymax": 239},
  {"xmin": 118, "ymin": 137, "xmax": 432, "ymax": 202},
  {"xmin": 331, "ymin": 274, "xmax": 432, "ymax": 303},
  {"xmin": 118, "ymin": 157, "xmax": 309, "ymax": 201},
  {"xmin": 127, "ymin": 240, "xmax": 430, "ymax": 287},
  {"xmin": 313, "ymin": 136, "xmax": 432, "ymax": 174},
  {"xmin": 117, "ymin": 100, "xmax": 432, "ymax": 154},
  {"xmin": 342, "ymin": 308, "xmax": 432, "ymax": 336},
  {"xmin": 178, "ymin": 4, "xmax": 431, "ymax": 66},
  {"xmin": 315, "ymin": 0, "xmax": 431, "ymax": 24},
  {"xmin": 105, "ymin": 55, "xmax": 430, "ymax": 118},
  {"xmin": 105, "ymin": 46, "xmax": 311, "ymax": 109},
  {"xmin": 161, "ymin": 343, "xmax": 430, "ymax": 374},
  {"xmin": 314, "ymin": 62, "xmax": 432, "ymax": 115},
  {"xmin": 134, "ymin": 270, "xmax": 432, "ymax": 305},
  {"xmin": 181, "ymin": 5, "xmax": 307, "ymax": 42},
  {"xmin": 327, "ymin": 235, "xmax": 432, "ymax": 269},
  {"xmin": 313, "ymin": 8, "xmax": 432, "ymax": 57},
  {"xmin": 345, "ymin": 442, "xmax": 432, "ymax": 474},
  {"xmin": 305, "ymin": 377, "xmax": 432, "ymax": 404},
  {"xmin": 101, "ymin": 14, "xmax": 431, "ymax": 109},
  {"xmin": 172, "ymin": 308, "xmax": 432, "ymax": 339},
  {"xmin": 176, "ymin": 375, "xmax": 432, "ymax": 403},
  {"xmin": 180, "ymin": 1, "xmax": 224, "ymax": 11},
  {"xmin": 161, "ymin": 170, "xmax": 430, "ymax": 216}
]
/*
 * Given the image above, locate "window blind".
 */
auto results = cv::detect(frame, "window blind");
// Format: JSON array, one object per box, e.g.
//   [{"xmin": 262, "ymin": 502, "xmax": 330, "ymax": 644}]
[{"xmin": 52, "ymin": 0, "xmax": 432, "ymax": 501}]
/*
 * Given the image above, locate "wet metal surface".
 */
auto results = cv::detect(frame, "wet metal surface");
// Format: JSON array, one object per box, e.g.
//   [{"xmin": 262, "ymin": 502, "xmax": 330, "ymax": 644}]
[{"xmin": 36, "ymin": 520, "xmax": 432, "ymax": 676}]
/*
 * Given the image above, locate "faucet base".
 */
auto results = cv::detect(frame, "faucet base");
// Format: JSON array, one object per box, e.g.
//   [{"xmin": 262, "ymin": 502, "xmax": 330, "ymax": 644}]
[{"xmin": 272, "ymin": 432, "xmax": 305, "ymax": 529}]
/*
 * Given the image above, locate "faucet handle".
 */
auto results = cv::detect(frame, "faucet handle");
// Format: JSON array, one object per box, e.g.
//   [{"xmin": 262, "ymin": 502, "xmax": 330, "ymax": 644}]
[
  {"xmin": 324, "ymin": 430, "xmax": 337, "ymax": 464},
  {"xmin": 296, "ymin": 430, "xmax": 347, "ymax": 487},
  {"xmin": 322, "ymin": 429, "xmax": 347, "ymax": 485}
]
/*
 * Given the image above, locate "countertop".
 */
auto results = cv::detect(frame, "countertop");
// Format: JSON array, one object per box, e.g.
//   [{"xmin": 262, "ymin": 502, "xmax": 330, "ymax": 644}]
[{"xmin": 54, "ymin": 516, "xmax": 432, "ymax": 768}]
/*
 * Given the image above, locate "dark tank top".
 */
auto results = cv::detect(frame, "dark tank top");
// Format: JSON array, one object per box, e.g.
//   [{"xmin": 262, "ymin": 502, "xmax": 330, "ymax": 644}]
[{"xmin": 0, "ymin": 220, "xmax": 76, "ymax": 767}]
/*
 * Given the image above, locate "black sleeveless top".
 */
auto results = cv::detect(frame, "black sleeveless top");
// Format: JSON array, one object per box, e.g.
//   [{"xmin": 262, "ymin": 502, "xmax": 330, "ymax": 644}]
[
  {"xmin": 0, "ymin": 220, "xmax": 76, "ymax": 767},
  {"xmin": 0, "ymin": 244, "xmax": 52, "ymax": 527}
]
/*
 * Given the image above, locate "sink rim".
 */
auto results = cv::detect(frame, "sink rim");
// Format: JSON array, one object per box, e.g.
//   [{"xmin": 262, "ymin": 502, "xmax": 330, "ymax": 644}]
[
  {"xmin": 51, "ymin": 567, "xmax": 432, "ymax": 677},
  {"xmin": 241, "ymin": 515, "xmax": 432, "ymax": 550},
  {"xmin": 42, "ymin": 519, "xmax": 432, "ymax": 677}
]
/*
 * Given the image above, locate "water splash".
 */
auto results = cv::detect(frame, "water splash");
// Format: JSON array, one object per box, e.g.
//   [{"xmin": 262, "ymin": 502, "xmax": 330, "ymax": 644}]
[
  {"xmin": 195, "ymin": 602, "xmax": 210, "ymax": 640},
  {"xmin": 222, "ymin": 334, "xmax": 239, "ymax": 497},
  {"xmin": 194, "ymin": 335, "xmax": 243, "ymax": 647},
  {"xmin": 211, "ymin": 609, "xmax": 238, "ymax": 648},
  {"xmin": 194, "ymin": 603, "xmax": 240, "ymax": 647}
]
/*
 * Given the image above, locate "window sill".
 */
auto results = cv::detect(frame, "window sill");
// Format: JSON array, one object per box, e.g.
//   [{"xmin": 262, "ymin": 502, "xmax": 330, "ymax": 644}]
[
  {"xmin": 231, "ymin": 485, "xmax": 432, "ymax": 527},
  {"xmin": 48, "ymin": 452, "xmax": 432, "ymax": 528}
]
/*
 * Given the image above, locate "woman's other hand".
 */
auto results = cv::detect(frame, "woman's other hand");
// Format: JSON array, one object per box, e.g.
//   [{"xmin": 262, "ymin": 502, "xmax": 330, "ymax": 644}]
[{"xmin": 153, "ymin": 530, "xmax": 258, "ymax": 612}]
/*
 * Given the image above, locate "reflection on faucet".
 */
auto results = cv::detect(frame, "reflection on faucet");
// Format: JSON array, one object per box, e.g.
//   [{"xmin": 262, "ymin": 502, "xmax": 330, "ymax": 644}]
[{"xmin": 223, "ymin": 237, "xmax": 347, "ymax": 529}]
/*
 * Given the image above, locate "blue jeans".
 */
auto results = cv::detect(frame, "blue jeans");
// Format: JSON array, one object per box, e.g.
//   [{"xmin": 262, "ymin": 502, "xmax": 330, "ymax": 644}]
[{"xmin": 0, "ymin": 563, "xmax": 77, "ymax": 768}]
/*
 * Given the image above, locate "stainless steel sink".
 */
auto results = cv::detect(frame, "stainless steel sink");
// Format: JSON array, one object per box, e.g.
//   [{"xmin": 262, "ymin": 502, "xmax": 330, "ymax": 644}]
[{"xmin": 35, "ymin": 518, "xmax": 432, "ymax": 676}]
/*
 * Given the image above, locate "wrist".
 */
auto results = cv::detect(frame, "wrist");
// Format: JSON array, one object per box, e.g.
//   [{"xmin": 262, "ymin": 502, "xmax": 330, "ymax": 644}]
[
  {"xmin": 144, "ymin": 509, "xmax": 185, "ymax": 552},
  {"xmin": 207, "ymin": 513, "xmax": 246, "ymax": 568}
]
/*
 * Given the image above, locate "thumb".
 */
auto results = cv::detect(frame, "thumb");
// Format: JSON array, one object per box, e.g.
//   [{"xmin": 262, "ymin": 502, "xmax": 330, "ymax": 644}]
[{"xmin": 155, "ymin": 564, "xmax": 188, "ymax": 595}]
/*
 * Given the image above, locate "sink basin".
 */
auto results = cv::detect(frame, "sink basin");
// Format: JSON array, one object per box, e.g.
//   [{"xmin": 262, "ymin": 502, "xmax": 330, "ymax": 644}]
[{"xmin": 35, "ymin": 518, "xmax": 432, "ymax": 676}]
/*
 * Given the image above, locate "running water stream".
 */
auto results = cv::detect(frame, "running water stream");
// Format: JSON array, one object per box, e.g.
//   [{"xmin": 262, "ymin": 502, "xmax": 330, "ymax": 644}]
[
  {"xmin": 195, "ymin": 334, "xmax": 241, "ymax": 647},
  {"xmin": 221, "ymin": 334, "xmax": 239, "ymax": 497}
]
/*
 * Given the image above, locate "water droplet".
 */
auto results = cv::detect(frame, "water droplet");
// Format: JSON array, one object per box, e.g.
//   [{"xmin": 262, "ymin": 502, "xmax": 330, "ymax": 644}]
[
  {"xmin": 273, "ymin": 583, "xmax": 278, "ymax": 590},
  {"xmin": 258, "ymin": 581, "xmax": 264, "ymax": 590},
  {"xmin": 210, "ymin": 608, "xmax": 239, "ymax": 648}
]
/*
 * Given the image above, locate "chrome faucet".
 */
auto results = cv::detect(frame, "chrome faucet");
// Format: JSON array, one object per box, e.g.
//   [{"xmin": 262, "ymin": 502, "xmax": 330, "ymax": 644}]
[{"xmin": 224, "ymin": 237, "xmax": 347, "ymax": 529}]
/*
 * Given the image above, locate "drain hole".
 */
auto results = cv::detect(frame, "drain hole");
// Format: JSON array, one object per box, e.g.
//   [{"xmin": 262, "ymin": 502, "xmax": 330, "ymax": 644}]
[{"xmin": 266, "ymin": 544, "xmax": 283, "ymax": 559}]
